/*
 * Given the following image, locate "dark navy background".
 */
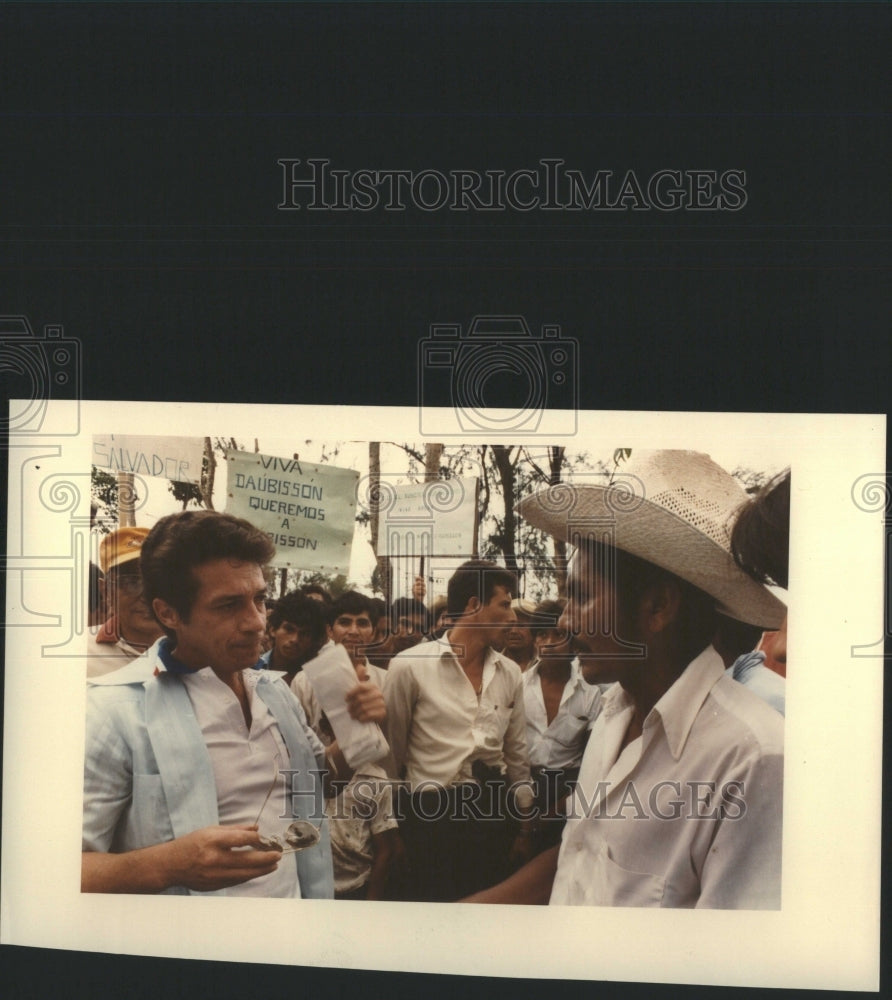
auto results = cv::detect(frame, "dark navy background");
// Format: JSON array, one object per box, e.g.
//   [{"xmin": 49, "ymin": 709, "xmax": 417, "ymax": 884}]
[
  {"xmin": 1, "ymin": 3, "xmax": 889, "ymax": 414},
  {"xmin": 2, "ymin": 3, "xmax": 889, "ymax": 999}
]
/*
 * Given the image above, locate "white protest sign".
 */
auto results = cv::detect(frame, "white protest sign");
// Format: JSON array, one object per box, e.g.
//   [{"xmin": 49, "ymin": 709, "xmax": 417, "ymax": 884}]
[
  {"xmin": 375, "ymin": 477, "xmax": 478, "ymax": 559},
  {"xmin": 92, "ymin": 434, "xmax": 205, "ymax": 484},
  {"xmin": 225, "ymin": 450, "xmax": 359, "ymax": 575}
]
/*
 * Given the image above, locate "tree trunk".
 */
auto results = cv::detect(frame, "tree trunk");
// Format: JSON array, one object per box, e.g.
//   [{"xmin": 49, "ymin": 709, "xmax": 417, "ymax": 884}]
[
  {"xmin": 369, "ymin": 441, "xmax": 391, "ymax": 601},
  {"xmin": 491, "ymin": 445, "xmax": 519, "ymax": 575},
  {"xmin": 201, "ymin": 437, "xmax": 216, "ymax": 510},
  {"xmin": 423, "ymin": 442, "xmax": 443, "ymax": 482}
]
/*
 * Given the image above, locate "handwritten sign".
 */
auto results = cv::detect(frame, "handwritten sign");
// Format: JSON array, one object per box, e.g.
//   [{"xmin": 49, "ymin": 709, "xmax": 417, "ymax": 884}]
[
  {"xmin": 92, "ymin": 434, "xmax": 205, "ymax": 484},
  {"xmin": 375, "ymin": 477, "xmax": 478, "ymax": 558},
  {"xmin": 225, "ymin": 450, "xmax": 359, "ymax": 574}
]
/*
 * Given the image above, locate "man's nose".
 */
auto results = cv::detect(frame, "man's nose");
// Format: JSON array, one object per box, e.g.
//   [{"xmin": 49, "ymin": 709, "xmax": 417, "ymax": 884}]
[{"xmin": 246, "ymin": 602, "xmax": 266, "ymax": 631}]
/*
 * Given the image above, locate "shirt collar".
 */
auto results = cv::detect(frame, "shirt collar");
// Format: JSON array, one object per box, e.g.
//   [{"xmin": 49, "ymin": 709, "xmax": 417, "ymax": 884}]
[
  {"xmin": 154, "ymin": 637, "xmax": 265, "ymax": 675},
  {"xmin": 438, "ymin": 630, "xmax": 512, "ymax": 671},
  {"xmin": 646, "ymin": 645, "xmax": 725, "ymax": 761},
  {"xmin": 523, "ymin": 656, "xmax": 581, "ymax": 687}
]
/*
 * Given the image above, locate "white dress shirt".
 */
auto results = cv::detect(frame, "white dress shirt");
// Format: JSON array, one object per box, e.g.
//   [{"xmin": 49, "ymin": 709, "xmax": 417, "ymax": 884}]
[
  {"xmin": 383, "ymin": 633, "xmax": 533, "ymax": 806},
  {"xmin": 523, "ymin": 659, "xmax": 602, "ymax": 770},
  {"xmin": 550, "ymin": 645, "xmax": 783, "ymax": 909},
  {"xmin": 181, "ymin": 667, "xmax": 300, "ymax": 898}
]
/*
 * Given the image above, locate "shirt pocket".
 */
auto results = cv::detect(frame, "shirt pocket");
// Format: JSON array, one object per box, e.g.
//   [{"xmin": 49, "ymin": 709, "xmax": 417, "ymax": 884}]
[
  {"xmin": 580, "ymin": 842, "xmax": 666, "ymax": 907},
  {"xmin": 473, "ymin": 701, "xmax": 513, "ymax": 750},
  {"xmin": 547, "ymin": 712, "xmax": 591, "ymax": 749}
]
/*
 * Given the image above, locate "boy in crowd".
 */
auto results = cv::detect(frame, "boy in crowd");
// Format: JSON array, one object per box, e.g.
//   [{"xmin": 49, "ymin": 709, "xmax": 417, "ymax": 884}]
[
  {"xmin": 292, "ymin": 591, "xmax": 403, "ymax": 899},
  {"xmin": 261, "ymin": 591, "xmax": 328, "ymax": 686}
]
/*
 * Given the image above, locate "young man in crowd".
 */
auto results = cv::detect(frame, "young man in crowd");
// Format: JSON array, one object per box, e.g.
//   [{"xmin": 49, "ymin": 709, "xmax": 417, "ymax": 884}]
[
  {"xmin": 501, "ymin": 598, "xmax": 538, "ymax": 671},
  {"xmin": 261, "ymin": 590, "xmax": 328, "ymax": 686},
  {"xmin": 384, "ymin": 560, "xmax": 537, "ymax": 902},
  {"xmin": 292, "ymin": 591, "xmax": 387, "ymax": 736},
  {"xmin": 85, "ymin": 527, "xmax": 165, "ymax": 678},
  {"xmin": 389, "ymin": 596, "xmax": 430, "ymax": 657},
  {"xmin": 82, "ymin": 511, "xmax": 384, "ymax": 897},
  {"xmin": 522, "ymin": 597, "xmax": 602, "ymax": 851},
  {"xmin": 291, "ymin": 590, "xmax": 402, "ymax": 900},
  {"xmin": 466, "ymin": 451, "xmax": 786, "ymax": 909}
]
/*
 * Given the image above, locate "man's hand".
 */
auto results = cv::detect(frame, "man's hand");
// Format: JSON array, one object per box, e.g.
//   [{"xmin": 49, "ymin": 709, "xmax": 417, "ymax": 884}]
[
  {"xmin": 165, "ymin": 825, "xmax": 283, "ymax": 892},
  {"xmin": 82, "ymin": 825, "xmax": 282, "ymax": 894},
  {"xmin": 345, "ymin": 680, "xmax": 386, "ymax": 724}
]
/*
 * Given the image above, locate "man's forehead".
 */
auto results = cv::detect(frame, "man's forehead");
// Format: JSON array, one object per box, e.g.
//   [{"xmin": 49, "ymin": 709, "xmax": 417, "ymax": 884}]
[{"xmin": 193, "ymin": 558, "xmax": 266, "ymax": 591}]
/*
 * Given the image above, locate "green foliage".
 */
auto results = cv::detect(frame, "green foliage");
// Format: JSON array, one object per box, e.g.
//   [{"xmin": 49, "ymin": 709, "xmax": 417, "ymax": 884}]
[
  {"xmin": 90, "ymin": 467, "xmax": 127, "ymax": 534},
  {"xmin": 168, "ymin": 479, "xmax": 204, "ymax": 509}
]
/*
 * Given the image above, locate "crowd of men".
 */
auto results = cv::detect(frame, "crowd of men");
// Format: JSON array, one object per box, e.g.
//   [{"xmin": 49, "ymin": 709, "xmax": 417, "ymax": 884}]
[{"xmin": 83, "ymin": 450, "xmax": 788, "ymax": 907}]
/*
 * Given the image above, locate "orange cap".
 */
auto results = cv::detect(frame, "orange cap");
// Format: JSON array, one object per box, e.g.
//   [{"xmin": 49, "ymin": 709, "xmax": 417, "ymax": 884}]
[{"xmin": 99, "ymin": 526, "xmax": 150, "ymax": 574}]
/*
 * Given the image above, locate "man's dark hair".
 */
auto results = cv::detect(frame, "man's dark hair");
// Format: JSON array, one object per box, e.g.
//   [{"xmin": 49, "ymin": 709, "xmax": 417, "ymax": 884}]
[
  {"xmin": 447, "ymin": 559, "xmax": 517, "ymax": 618},
  {"xmin": 298, "ymin": 583, "xmax": 333, "ymax": 605},
  {"xmin": 268, "ymin": 591, "xmax": 327, "ymax": 643},
  {"xmin": 140, "ymin": 511, "xmax": 275, "ymax": 632},
  {"xmin": 390, "ymin": 596, "xmax": 430, "ymax": 633},
  {"xmin": 369, "ymin": 597, "xmax": 387, "ymax": 626},
  {"xmin": 731, "ymin": 470, "xmax": 790, "ymax": 590},
  {"xmin": 577, "ymin": 540, "xmax": 716, "ymax": 667},
  {"xmin": 329, "ymin": 590, "xmax": 375, "ymax": 624},
  {"xmin": 530, "ymin": 598, "xmax": 566, "ymax": 638}
]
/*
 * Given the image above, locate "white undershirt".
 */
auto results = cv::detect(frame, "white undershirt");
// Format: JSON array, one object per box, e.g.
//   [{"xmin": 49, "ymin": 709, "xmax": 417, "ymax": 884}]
[{"xmin": 181, "ymin": 667, "xmax": 300, "ymax": 898}]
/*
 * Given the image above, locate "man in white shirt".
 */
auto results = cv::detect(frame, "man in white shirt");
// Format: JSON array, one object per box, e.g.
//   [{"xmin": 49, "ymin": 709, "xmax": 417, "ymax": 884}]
[
  {"xmin": 291, "ymin": 591, "xmax": 402, "ymax": 898},
  {"xmin": 82, "ymin": 511, "xmax": 385, "ymax": 896},
  {"xmin": 522, "ymin": 598, "xmax": 602, "ymax": 850},
  {"xmin": 501, "ymin": 598, "xmax": 538, "ymax": 671},
  {"xmin": 466, "ymin": 451, "xmax": 786, "ymax": 909},
  {"xmin": 384, "ymin": 559, "xmax": 536, "ymax": 901}
]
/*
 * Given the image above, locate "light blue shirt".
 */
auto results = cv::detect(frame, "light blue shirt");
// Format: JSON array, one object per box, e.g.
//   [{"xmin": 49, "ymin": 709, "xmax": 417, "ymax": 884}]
[
  {"xmin": 726, "ymin": 649, "xmax": 785, "ymax": 716},
  {"xmin": 83, "ymin": 640, "xmax": 333, "ymax": 897}
]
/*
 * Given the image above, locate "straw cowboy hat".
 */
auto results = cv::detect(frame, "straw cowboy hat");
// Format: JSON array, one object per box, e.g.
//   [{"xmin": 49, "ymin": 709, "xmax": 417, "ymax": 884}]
[{"xmin": 516, "ymin": 450, "xmax": 786, "ymax": 629}]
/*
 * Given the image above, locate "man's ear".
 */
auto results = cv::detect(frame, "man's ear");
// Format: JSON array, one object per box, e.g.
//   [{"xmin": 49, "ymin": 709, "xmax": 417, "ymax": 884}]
[
  {"xmin": 640, "ymin": 578, "xmax": 682, "ymax": 634},
  {"xmin": 463, "ymin": 596, "xmax": 481, "ymax": 618},
  {"xmin": 152, "ymin": 597, "xmax": 182, "ymax": 632}
]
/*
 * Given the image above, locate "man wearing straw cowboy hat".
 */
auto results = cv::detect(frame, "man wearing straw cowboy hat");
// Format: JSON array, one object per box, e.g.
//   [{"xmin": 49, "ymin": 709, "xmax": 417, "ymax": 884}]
[{"xmin": 466, "ymin": 450, "xmax": 786, "ymax": 909}]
